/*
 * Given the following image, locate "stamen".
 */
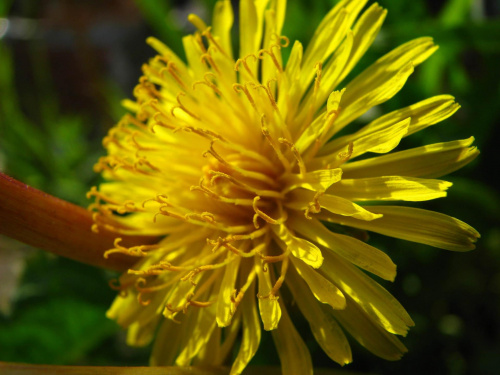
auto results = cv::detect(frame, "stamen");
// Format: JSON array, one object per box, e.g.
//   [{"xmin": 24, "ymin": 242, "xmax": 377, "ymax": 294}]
[
  {"xmin": 190, "ymin": 179, "xmax": 255, "ymax": 206},
  {"xmin": 261, "ymin": 115, "xmax": 291, "ymax": 172},
  {"xmin": 192, "ymin": 72, "xmax": 222, "ymax": 96},
  {"xmin": 136, "ymin": 75, "xmax": 162, "ymax": 100},
  {"xmin": 304, "ymin": 191, "xmax": 324, "ymax": 219},
  {"xmin": 202, "ymin": 27, "xmax": 229, "ymax": 58},
  {"xmin": 185, "ymin": 212, "xmax": 217, "ymax": 224},
  {"xmin": 129, "ymin": 132, "xmax": 157, "ymax": 153},
  {"xmin": 138, "ymin": 292, "xmax": 151, "ymax": 306},
  {"xmin": 316, "ymin": 108, "xmax": 341, "ymax": 150},
  {"xmin": 278, "ymin": 138, "xmax": 307, "ymax": 176},
  {"xmin": 136, "ymin": 278, "xmax": 180, "ymax": 293},
  {"xmin": 231, "ymin": 266, "xmax": 257, "ymax": 310},
  {"xmin": 201, "ymin": 53, "xmax": 220, "ymax": 74},
  {"xmin": 190, "ymin": 300, "xmax": 214, "ymax": 308},
  {"xmin": 167, "ymin": 268, "xmax": 222, "ymax": 316},
  {"xmin": 279, "ymin": 36, "xmax": 290, "ymax": 47},
  {"xmin": 269, "ymin": 256, "xmax": 289, "ymax": 296},
  {"xmin": 258, "ymin": 44, "xmax": 283, "ymax": 73},
  {"xmin": 207, "ymin": 232, "xmax": 266, "ymax": 258},
  {"xmin": 171, "ymin": 92, "xmax": 201, "ymax": 120},
  {"xmin": 149, "ymin": 99, "xmax": 173, "ymax": 124},
  {"xmin": 314, "ymin": 62, "xmax": 323, "ymax": 94},
  {"xmin": 338, "ymin": 142, "xmax": 354, "ymax": 163},
  {"xmin": 160, "ymin": 61, "xmax": 187, "ymax": 90},
  {"xmin": 194, "ymin": 32, "xmax": 208, "ymax": 54},
  {"xmin": 224, "ymin": 226, "xmax": 269, "ymax": 242},
  {"xmin": 252, "ymin": 196, "xmax": 287, "ymax": 226},
  {"xmin": 233, "ymin": 83, "xmax": 257, "ymax": 111},
  {"xmin": 209, "ymin": 170, "xmax": 283, "ymax": 199},
  {"xmin": 256, "ymin": 83, "xmax": 279, "ymax": 112},
  {"xmin": 86, "ymin": 186, "xmax": 121, "ymax": 205},
  {"xmin": 204, "ymin": 140, "xmax": 280, "ymax": 188},
  {"xmin": 124, "ymin": 113, "xmax": 149, "ymax": 131},
  {"xmin": 234, "ymin": 54, "xmax": 258, "ymax": 79},
  {"xmin": 108, "ymin": 278, "xmax": 134, "ymax": 291},
  {"xmin": 134, "ymin": 157, "xmax": 161, "ymax": 173},
  {"xmin": 216, "ymin": 140, "xmax": 275, "ymax": 169},
  {"xmin": 104, "ymin": 238, "xmax": 160, "ymax": 258},
  {"xmin": 181, "ymin": 254, "xmax": 236, "ymax": 286},
  {"xmin": 142, "ymin": 194, "xmax": 169, "ymax": 208},
  {"xmin": 128, "ymin": 260, "xmax": 188, "ymax": 275},
  {"xmin": 260, "ymin": 251, "xmax": 288, "ymax": 264}
]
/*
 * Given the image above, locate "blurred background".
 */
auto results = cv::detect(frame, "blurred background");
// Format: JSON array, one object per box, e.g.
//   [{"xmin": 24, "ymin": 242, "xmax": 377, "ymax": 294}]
[{"xmin": 0, "ymin": 0, "xmax": 499, "ymax": 374}]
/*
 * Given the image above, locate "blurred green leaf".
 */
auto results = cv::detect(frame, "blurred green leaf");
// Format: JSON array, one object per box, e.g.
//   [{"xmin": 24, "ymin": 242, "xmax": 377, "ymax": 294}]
[
  {"xmin": 0, "ymin": 298, "xmax": 117, "ymax": 364},
  {"xmin": 0, "ymin": 0, "xmax": 13, "ymax": 16},
  {"xmin": 133, "ymin": 0, "xmax": 184, "ymax": 54},
  {"xmin": 440, "ymin": 0, "xmax": 472, "ymax": 28}
]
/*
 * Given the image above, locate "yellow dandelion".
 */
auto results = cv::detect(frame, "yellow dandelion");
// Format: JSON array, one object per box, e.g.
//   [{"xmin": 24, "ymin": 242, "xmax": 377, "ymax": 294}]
[{"xmin": 89, "ymin": 0, "xmax": 480, "ymax": 373}]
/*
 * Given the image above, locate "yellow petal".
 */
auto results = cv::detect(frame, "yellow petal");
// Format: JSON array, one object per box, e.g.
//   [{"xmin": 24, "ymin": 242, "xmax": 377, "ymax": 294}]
[
  {"xmin": 337, "ymin": 3, "xmax": 387, "ymax": 84},
  {"xmin": 106, "ymin": 292, "xmax": 140, "ymax": 328},
  {"xmin": 272, "ymin": 224, "xmax": 323, "ymax": 268},
  {"xmin": 286, "ymin": 189, "xmax": 382, "ymax": 221},
  {"xmin": 230, "ymin": 282, "xmax": 261, "ymax": 375},
  {"xmin": 281, "ymin": 168, "xmax": 342, "ymax": 193},
  {"xmin": 280, "ymin": 41, "xmax": 303, "ymax": 120},
  {"xmin": 320, "ymin": 205, "xmax": 480, "ymax": 251},
  {"xmin": 126, "ymin": 317, "xmax": 159, "ymax": 347},
  {"xmin": 272, "ymin": 0, "xmax": 286, "ymax": 35},
  {"xmin": 287, "ymin": 267, "xmax": 352, "ymax": 365},
  {"xmin": 330, "ymin": 176, "xmax": 452, "ymax": 201},
  {"xmin": 175, "ymin": 305, "xmax": 217, "ymax": 366},
  {"xmin": 362, "ymin": 95, "xmax": 460, "ymax": 140},
  {"xmin": 271, "ymin": 300, "xmax": 313, "ymax": 375},
  {"xmin": 317, "ymin": 117, "xmax": 410, "ymax": 166},
  {"xmin": 284, "ymin": 40, "xmax": 302, "ymax": 79},
  {"xmin": 164, "ymin": 279, "xmax": 196, "ymax": 320},
  {"xmin": 256, "ymin": 258, "xmax": 281, "ymax": 330},
  {"xmin": 301, "ymin": 0, "xmax": 368, "ymax": 81},
  {"xmin": 319, "ymin": 193, "xmax": 383, "ymax": 221},
  {"xmin": 343, "ymin": 37, "xmax": 438, "ymax": 105},
  {"xmin": 333, "ymin": 61, "xmax": 414, "ymax": 136},
  {"xmin": 146, "ymin": 36, "xmax": 189, "ymax": 74},
  {"xmin": 261, "ymin": 9, "xmax": 282, "ymax": 84},
  {"xmin": 332, "ymin": 295, "xmax": 408, "ymax": 360},
  {"xmin": 239, "ymin": 0, "xmax": 268, "ymax": 76},
  {"xmin": 183, "ymin": 34, "xmax": 207, "ymax": 79},
  {"xmin": 150, "ymin": 319, "xmax": 183, "ymax": 366},
  {"xmin": 194, "ymin": 326, "xmax": 222, "ymax": 366},
  {"xmin": 295, "ymin": 89, "xmax": 345, "ymax": 154},
  {"xmin": 289, "ymin": 216, "xmax": 396, "ymax": 281},
  {"xmin": 321, "ymin": 250, "xmax": 414, "ymax": 335},
  {"xmin": 290, "ymin": 256, "xmax": 345, "ymax": 309},
  {"xmin": 313, "ymin": 0, "xmax": 368, "ymax": 39},
  {"xmin": 212, "ymin": 0, "xmax": 234, "ymax": 57},
  {"xmin": 216, "ymin": 254, "xmax": 241, "ymax": 327},
  {"xmin": 300, "ymin": 9, "xmax": 349, "ymax": 91},
  {"xmin": 294, "ymin": 34, "xmax": 352, "ymax": 130},
  {"xmin": 219, "ymin": 311, "xmax": 242, "ymax": 362},
  {"xmin": 342, "ymin": 137, "xmax": 479, "ymax": 179}
]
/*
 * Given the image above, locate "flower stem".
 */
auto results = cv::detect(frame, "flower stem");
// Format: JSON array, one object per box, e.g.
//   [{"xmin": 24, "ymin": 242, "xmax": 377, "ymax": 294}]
[{"xmin": 0, "ymin": 173, "xmax": 157, "ymax": 271}]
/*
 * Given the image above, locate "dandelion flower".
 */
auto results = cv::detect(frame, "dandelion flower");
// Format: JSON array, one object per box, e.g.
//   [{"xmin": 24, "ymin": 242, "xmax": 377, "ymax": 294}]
[{"xmin": 89, "ymin": 0, "xmax": 480, "ymax": 373}]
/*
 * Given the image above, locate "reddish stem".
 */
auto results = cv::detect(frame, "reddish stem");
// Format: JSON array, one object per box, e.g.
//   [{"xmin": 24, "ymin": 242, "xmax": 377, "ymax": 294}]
[{"xmin": 0, "ymin": 173, "xmax": 157, "ymax": 272}]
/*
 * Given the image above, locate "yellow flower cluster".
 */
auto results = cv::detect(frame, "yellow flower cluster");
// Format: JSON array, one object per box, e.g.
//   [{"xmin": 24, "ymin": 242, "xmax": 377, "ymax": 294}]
[{"xmin": 89, "ymin": 0, "xmax": 479, "ymax": 373}]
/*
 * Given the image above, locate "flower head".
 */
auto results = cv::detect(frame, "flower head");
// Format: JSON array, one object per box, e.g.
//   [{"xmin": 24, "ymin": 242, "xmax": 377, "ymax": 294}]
[{"xmin": 89, "ymin": 0, "xmax": 479, "ymax": 373}]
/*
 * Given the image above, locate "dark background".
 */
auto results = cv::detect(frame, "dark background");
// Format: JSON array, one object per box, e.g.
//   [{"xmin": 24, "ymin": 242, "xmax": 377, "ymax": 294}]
[{"xmin": 0, "ymin": 0, "xmax": 499, "ymax": 374}]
